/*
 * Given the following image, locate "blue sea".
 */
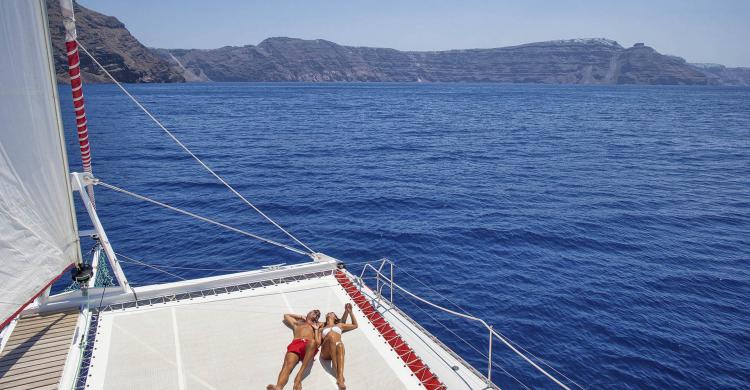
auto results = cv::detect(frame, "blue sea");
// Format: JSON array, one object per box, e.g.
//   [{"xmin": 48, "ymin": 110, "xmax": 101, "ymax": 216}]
[{"xmin": 57, "ymin": 83, "xmax": 749, "ymax": 389}]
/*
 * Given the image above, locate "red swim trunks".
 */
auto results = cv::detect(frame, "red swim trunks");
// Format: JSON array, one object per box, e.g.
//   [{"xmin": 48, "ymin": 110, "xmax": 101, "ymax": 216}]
[{"xmin": 287, "ymin": 338, "xmax": 318, "ymax": 359}]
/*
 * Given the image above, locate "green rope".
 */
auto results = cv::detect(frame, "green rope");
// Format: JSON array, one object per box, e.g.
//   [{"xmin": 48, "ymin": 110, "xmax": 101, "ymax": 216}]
[{"xmin": 93, "ymin": 251, "xmax": 115, "ymax": 288}]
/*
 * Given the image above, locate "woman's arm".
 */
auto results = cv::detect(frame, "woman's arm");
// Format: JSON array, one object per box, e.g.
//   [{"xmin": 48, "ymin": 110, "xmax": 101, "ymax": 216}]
[
  {"xmin": 341, "ymin": 305, "xmax": 358, "ymax": 331},
  {"xmin": 341, "ymin": 307, "xmax": 350, "ymax": 324}
]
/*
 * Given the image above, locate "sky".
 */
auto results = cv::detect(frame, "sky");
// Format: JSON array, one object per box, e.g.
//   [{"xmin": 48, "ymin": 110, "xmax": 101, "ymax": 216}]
[{"xmin": 78, "ymin": 0, "xmax": 750, "ymax": 67}]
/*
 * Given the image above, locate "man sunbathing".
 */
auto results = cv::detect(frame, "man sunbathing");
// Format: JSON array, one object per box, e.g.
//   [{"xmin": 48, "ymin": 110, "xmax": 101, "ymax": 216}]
[{"xmin": 267, "ymin": 309, "xmax": 322, "ymax": 390}]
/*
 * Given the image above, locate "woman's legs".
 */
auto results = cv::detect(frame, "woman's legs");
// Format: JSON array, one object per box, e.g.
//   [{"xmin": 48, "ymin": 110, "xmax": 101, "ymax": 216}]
[
  {"xmin": 328, "ymin": 338, "xmax": 339, "ymax": 374},
  {"xmin": 320, "ymin": 337, "xmax": 332, "ymax": 360},
  {"xmin": 335, "ymin": 342, "xmax": 346, "ymax": 389},
  {"xmin": 321, "ymin": 334, "xmax": 345, "ymax": 388}
]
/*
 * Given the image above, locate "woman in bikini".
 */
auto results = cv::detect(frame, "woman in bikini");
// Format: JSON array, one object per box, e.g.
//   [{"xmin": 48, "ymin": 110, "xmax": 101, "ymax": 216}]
[{"xmin": 320, "ymin": 303, "xmax": 358, "ymax": 389}]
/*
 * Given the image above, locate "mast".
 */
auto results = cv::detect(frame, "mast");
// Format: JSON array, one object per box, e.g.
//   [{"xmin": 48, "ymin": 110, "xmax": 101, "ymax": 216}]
[{"xmin": 59, "ymin": 0, "xmax": 96, "ymax": 207}]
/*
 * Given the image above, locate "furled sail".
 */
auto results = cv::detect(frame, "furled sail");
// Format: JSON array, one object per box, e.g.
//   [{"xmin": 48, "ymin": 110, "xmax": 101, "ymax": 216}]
[{"xmin": 0, "ymin": 0, "xmax": 82, "ymax": 327}]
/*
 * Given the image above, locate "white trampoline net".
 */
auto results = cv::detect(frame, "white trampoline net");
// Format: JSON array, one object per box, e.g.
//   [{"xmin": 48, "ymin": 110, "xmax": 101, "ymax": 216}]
[{"xmin": 91, "ymin": 276, "xmax": 416, "ymax": 389}]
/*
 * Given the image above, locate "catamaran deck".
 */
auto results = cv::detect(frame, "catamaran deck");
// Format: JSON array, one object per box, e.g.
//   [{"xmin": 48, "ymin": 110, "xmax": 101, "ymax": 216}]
[
  {"xmin": 78, "ymin": 268, "xmax": 490, "ymax": 389},
  {"xmin": 0, "ymin": 311, "xmax": 78, "ymax": 389}
]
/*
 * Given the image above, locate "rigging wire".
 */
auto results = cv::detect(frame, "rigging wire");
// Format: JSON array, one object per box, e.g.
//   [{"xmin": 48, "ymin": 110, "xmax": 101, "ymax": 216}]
[
  {"xmin": 114, "ymin": 261, "xmax": 249, "ymax": 273},
  {"xmin": 115, "ymin": 253, "xmax": 186, "ymax": 281},
  {"xmin": 116, "ymin": 257, "xmax": 224, "ymax": 279},
  {"xmin": 112, "ymin": 257, "xmax": 386, "ymax": 274},
  {"xmin": 96, "ymin": 180, "xmax": 311, "ymax": 257},
  {"xmin": 75, "ymin": 40, "xmax": 314, "ymax": 255}
]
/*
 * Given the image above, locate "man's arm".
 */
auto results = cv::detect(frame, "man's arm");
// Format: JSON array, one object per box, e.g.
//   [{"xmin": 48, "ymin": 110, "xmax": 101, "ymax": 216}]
[{"xmin": 283, "ymin": 313, "xmax": 303, "ymax": 326}]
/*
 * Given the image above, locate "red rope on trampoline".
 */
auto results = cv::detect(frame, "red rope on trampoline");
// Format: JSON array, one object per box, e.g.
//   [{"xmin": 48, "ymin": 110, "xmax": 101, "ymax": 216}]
[{"xmin": 335, "ymin": 270, "xmax": 446, "ymax": 390}]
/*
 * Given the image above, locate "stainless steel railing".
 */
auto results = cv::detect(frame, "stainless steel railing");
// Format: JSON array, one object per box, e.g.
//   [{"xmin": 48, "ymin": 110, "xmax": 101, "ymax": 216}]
[{"xmin": 355, "ymin": 259, "xmax": 571, "ymax": 390}]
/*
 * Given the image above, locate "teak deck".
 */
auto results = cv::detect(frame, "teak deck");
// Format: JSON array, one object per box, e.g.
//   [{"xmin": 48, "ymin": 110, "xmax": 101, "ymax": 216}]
[{"xmin": 0, "ymin": 311, "xmax": 78, "ymax": 390}]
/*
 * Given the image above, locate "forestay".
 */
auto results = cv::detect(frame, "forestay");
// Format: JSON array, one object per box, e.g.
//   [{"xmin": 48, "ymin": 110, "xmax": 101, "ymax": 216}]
[{"xmin": 0, "ymin": 0, "xmax": 81, "ymax": 327}]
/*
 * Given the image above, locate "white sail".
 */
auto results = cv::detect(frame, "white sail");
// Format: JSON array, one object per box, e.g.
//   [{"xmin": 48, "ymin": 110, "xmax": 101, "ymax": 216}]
[{"xmin": 0, "ymin": 0, "xmax": 82, "ymax": 326}]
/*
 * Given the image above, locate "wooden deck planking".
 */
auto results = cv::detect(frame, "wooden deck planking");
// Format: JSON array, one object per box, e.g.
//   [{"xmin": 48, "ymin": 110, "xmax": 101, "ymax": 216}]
[
  {"xmin": 4, "ymin": 324, "xmax": 77, "ymax": 341},
  {"xmin": 0, "ymin": 310, "xmax": 78, "ymax": 390},
  {"xmin": 0, "ymin": 354, "xmax": 68, "ymax": 372},
  {"xmin": 3, "ymin": 332, "xmax": 75, "ymax": 350},
  {"xmin": 0, "ymin": 359, "xmax": 68, "ymax": 380},
  {"xmin": 0, "ymin": 342, "xmax": 71, "ymax": 361},
  {"xmin": 7, "ymin": 317, "xmax": 78, "ymax": 333},
  {"xmin": 0, "ymin": 366, "xmax": 65, "ymax": 388},
  {"xmin": 10, "ymin": 313, "xmax": 71, "ymax": 325},
  {"xmin": 0, "ymin": 369, "xmax": 65, "ymax": 388}
]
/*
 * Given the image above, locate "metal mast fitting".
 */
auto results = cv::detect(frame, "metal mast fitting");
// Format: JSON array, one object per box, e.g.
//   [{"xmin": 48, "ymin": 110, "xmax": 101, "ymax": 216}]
[{"xmin": 70, "ymin": 172, "xmax": 130, "ymax": 292}]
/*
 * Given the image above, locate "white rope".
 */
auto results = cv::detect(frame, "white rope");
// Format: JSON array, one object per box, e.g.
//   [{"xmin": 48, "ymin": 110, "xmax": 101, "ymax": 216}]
[
  {"xmin": 360, "ymin": 264, "xmax": 572, "ymax": 390},
  {"xmin": 398, "ymin": 268, "xmax": 586, "ymax": 390},
  {"xmin": 96, "ymin": 180, "xmax": 311, "ymax": 257},
  {"xmin": 75, "ymin": 41, "xmax": 314, "ymax": 255}
]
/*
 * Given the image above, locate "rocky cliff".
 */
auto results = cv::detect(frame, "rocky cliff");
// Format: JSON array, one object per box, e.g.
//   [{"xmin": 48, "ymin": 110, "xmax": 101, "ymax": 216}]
[
  {"xmin": 46, "ymin": 0, "xmax": 183, "ymax": 83},
  {"xmin": 159, "ymin": 38, "xmax": 748, "ymax": 85},
  {"xmin": 48, "ymin": 1, "xmax": 748, "ymax": 85},
  {"xmin": 690, "ymin": 63, "xmax": 750, "ymax": 86}
]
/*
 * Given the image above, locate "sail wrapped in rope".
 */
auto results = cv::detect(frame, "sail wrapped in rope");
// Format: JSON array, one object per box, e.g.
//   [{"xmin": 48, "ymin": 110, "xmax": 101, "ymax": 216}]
[
  {"xmin": 59, "ymin": 0, "xmax": 96, "ymax": 206},
  {"xmin": 0, "ymin": 0, "xmax": 82, "ymax": 328}
]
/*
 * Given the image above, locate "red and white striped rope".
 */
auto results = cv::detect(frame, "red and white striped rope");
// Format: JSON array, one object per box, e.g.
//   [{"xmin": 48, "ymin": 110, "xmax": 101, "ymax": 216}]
[
  {"xmin": 65, "ymin": 41, "xmax": 92, "ymax": 170},
  {"xmin": 61, "ymin": 0, "xmax": 95, "ymax": 207}
]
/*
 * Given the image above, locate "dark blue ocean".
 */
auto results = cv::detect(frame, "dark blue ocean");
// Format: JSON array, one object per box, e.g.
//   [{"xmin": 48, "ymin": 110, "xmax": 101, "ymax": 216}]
[{"xmin": 57, "ymin": 83, "xmax": 749, "ymax": 389}]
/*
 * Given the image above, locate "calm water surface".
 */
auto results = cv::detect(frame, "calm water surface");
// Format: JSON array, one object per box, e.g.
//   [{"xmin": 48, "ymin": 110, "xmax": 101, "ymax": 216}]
[{"xmin": 58, "ymin": 83, "xmax": 750, "ymax": 389}]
